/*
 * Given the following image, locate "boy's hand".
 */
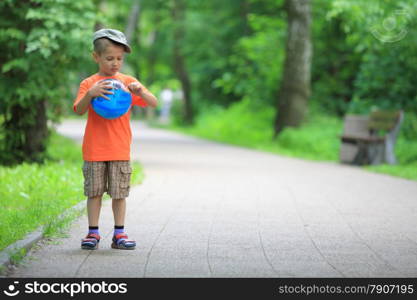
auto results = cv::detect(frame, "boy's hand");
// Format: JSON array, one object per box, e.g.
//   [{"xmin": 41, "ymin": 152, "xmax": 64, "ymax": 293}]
[
  {"xmin": 87, "ymin": 80, "xmax": 114, "ymax": 100},
  {"xmin": 128, "ymin": 82, "xmax": 144, "ymax": 96}
]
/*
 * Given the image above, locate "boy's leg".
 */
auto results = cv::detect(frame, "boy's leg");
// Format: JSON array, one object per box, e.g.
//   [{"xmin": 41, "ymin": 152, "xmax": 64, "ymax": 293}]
[
  {"xmin": 81, "ymin": 161, "xmax": 107, "ymax": 250},
  {"xmin": 81, "ymin": 195, "xmax": 103, "ymax": 250},
  {"xmin": 87, "ymin": 195, "xmax": 103, "ymax": 227},
  {"xmin": 108, "ymin": 160, "xmax": 131, "ymax": 223},
  {"xmin": 108, "ymin": 161, "xmax": 135, "ymax": 249},
  {"xmin": 112, "ymin": 197, "xmax": 126, "ymax": 226},
  {"xmin": 111, "ymin": 198, "xmax": 135, "ymax": 250},
  {"xmin": 83, "ymin": 161, "xmax": 107, "ymax": 226},
  {"xmin": 108, "ymin": 160, "xmax": 130, "ymax": 226}
]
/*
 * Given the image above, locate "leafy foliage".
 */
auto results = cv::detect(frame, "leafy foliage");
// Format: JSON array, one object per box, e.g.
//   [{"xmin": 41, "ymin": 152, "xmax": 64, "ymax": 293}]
[
  {"xmin": 0, "ymin": 0, "xmax": 95, "ymax": 164},
  {"xmin": 1, "ymin": 0, "xmax": 417, "ymax": 166},
  {"xmin": 327, "ymin": 0, "xmax": 417, "ymax": 116}
]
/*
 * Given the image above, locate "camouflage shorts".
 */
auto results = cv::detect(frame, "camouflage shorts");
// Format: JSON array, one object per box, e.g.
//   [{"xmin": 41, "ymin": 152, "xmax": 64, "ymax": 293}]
[{"xmin": 82, "ymin": 160, "xmax": 132, "ymax": 199}]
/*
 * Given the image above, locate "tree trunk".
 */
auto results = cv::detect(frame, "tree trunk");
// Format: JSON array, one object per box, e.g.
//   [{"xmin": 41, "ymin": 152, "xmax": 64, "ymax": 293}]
[
  {"xmin": 93, "ymin": 0, "xmax": 106, "ymax": 31},
  {"xmin": 2, "ymin": 100, "xmax": 49, "ymax": 164},
  {"xmin": 124, "ymin": 0, "xmax": 143, "ymax": 117},
  {"xmin": 125, "ymin": 0, "xmax": 141, "ymax": 44},
  {"xmin": 172, "ymin": 0, "xmax": 193, "ymax": 125},
  {"xmin": 146, "ymin": 11, "xmax": 161, "ymax": 86},
  {"xmin": 273, "ymin": 0, "xmax": 312, "ymax": 138},
  {"xmin": 239, "ymin": 0, "xmax": 251, "ymax": 35},
  {"xmin": 25, "ymin": 100, "xmax": 49, "ymax": 161}
]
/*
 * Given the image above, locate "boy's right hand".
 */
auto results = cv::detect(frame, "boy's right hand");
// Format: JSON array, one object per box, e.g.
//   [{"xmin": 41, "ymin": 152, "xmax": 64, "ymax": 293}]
[{"xmin": 87, "ymin": 81, "xmax": 114, "ymax": 100}]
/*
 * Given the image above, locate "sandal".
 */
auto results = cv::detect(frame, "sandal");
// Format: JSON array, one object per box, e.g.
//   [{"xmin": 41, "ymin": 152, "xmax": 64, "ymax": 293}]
[
  {"xmin": 81, "ymin": 233, "xmax": 100, "ymax": 250},
  {"xmin": 111, "ymin": 233, "xmax": 136, "ymax": 250}
]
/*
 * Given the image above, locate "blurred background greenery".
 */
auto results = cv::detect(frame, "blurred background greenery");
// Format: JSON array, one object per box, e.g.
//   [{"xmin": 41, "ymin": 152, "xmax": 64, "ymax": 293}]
[{"xmin": 1, "ymin": 0, "xmax": 417, "ymax": 170}]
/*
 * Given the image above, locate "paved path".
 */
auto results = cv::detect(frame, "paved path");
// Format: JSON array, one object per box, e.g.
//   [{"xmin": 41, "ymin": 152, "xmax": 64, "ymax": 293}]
[{"xmin": 8, "ymin": 119, "xmax": 417, "ymax": 277}]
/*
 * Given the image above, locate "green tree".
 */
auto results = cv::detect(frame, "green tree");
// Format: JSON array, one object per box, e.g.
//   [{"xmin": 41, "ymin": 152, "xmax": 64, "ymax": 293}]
[
  {"xmin": 310, "ymin": 0, "xmax": 361, "ymax": 116},
  {"xmin": 172, "ymin": 0, "xmax": 193, "ymax": 124},
  {"xmin": 325, "ymin": 0, "xmax": 417, "ymax": 139},
  {"xmin": 0, "ymin": 0, "xmax": 95, "ymax": 165},
  {"xmin": 327, "ymin": 0, "xmax": 417, "ymax": 115},
  {"xmin": 213, "ymin": 0, "xmax": 286, "ymax": 108},
  {"xmin": 274, "ymin": 0, "xmax": 312, "ymax": 136}
]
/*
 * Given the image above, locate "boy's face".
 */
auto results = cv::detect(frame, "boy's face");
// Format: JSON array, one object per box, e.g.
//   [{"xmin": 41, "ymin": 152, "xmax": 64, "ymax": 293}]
[{"xmin": 93, "ymin": 44, "xmax": 125, "ymax": 76}]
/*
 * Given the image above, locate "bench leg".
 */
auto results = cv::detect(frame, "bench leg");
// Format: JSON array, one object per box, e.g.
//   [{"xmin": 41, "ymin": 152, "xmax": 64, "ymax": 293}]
[
  {"xmin": 353, "ymin": 142, "xmax": 369, "ymax": 165},
  {"xmin": 368, "ymin": 143, "xmax": 384, "ymax": 165},
  {"xmin": 385, "ymin": 138, "xmax": 397, "ymax": 165},
  {"xmin": 384, "ymin": 111, "xmax": 403, "ymax": 165}
]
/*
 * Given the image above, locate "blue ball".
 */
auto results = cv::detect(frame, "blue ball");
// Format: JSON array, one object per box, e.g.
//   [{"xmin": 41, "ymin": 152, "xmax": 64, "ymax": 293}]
[{"xmin": 91, "ymin": 79, "xmax": 132, "ymax": 120}]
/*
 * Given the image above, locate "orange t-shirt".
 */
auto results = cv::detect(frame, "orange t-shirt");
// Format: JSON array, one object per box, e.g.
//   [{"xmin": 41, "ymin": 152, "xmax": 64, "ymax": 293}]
[{"xmin": 73, "ymin": 72, "xmax": 148, "ymax": 161}]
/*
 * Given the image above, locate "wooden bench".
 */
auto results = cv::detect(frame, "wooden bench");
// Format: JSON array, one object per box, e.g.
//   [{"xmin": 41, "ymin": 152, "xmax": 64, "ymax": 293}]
[{"xmin": 339, "ymin": 110, "xmax": 404, "ymax": 165}]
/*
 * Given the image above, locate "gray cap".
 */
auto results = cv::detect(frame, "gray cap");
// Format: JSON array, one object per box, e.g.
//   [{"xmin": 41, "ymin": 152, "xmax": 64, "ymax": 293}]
[{"xmin": 93, "ymin": 28, "xmax": 131, "ymax": 53}]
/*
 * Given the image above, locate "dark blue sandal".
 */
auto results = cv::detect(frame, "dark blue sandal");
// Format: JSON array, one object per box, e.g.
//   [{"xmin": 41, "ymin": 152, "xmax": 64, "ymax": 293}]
[
  {"xmin": 111, "ymin": 233, "xmax": 136, "ymax": 250},
  {"xmin": 81, "ymin": 233, "xmax": 100, "ymax": 250}
]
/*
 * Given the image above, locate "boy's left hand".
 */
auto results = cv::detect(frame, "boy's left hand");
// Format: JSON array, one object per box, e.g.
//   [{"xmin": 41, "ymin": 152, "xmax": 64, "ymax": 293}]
[{"xmin": 128, "ymin": 82, "xmax": 144, "ymax": 96}]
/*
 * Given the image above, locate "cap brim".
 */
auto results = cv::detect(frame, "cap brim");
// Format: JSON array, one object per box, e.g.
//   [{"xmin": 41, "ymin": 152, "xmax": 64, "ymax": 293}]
[{"xmin": 124, "ymin": 45, "xmax": 131, "ymax": 53}]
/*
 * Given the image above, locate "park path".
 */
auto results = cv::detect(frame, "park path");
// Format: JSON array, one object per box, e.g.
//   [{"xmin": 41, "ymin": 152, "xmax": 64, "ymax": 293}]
[{"xmin": 8, "ymin": 119, "xmax": 417, "ymax": 277}]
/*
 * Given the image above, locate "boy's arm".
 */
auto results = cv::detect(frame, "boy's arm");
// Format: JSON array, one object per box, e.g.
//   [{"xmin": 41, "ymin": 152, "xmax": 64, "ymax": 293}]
[
  {"xmin": 128, "ymin": 82, "xmax": 158, "ymax": 108},
  {"xmin": 74, "ymin": 92, "xmax": 93, "ymax": 115}
]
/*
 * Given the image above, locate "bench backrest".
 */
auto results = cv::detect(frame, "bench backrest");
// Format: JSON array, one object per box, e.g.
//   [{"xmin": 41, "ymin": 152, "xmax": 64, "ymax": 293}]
[
  {"xmin": 342, "ymin": 115, "xmax": 370, "ymax": 138},
  {"xmin": 342, "ymin": 110, "xmax": 403, "ymax": 137},
  {"xmin": 368, "ymin": 110, "xmax": 402, "ymax": 131}
]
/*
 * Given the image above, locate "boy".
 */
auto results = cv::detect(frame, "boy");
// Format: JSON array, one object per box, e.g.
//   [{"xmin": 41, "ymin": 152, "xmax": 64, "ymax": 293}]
[{"xmin": 73, "ymin": 28, "xmax": 158, "ymax": 250}]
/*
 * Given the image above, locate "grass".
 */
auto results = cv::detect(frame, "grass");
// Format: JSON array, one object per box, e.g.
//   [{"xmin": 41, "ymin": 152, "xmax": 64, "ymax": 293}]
[
  {"xmin": 151, "ymin": 98, "xmax": 417, "ymax": 181},
  {"xmin": 365, "ymin": 137, "xmax": 417, "ymax": 180},
  {"xmin": 0, "ymin": 131, "xmax": 145, "ymax": 252}
]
